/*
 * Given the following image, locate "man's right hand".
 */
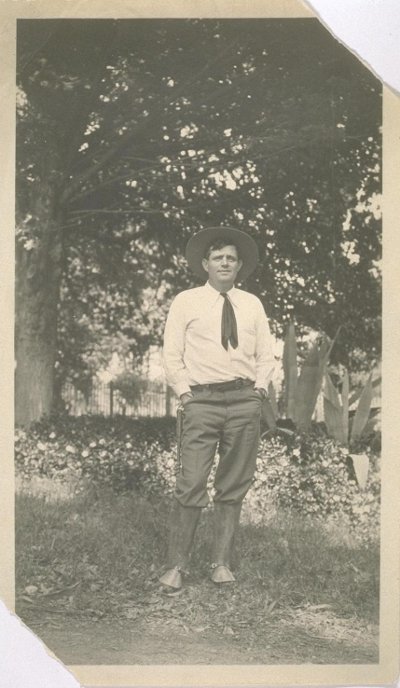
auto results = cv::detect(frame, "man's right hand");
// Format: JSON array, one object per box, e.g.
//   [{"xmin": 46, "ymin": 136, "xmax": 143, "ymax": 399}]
[{"xmin": 180, "ymin": 392, "xmax": 194, "ymax": 406}]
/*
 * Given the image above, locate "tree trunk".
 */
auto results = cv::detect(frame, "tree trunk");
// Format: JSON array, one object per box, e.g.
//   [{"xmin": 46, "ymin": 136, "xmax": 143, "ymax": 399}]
[{"xmin": 15, "ymin": 192, "xmax": 63, "ymax": 426}]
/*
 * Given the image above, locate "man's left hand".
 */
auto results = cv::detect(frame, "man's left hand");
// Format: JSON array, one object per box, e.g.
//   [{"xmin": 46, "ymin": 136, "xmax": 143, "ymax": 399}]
[{"xmin": 254, "ymin": 387, "xmax": 267, "ymax": 400}]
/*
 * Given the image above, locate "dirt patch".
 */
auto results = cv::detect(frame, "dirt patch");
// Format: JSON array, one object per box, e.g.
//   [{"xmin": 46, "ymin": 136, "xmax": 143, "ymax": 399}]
[{"xmin": 20, "ymin": 609, "xmax": 378, "ymax": 666}]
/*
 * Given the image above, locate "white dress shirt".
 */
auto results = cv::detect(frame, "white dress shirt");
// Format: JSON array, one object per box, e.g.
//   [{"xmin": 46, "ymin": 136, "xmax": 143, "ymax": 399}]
[{"xmin": 163, "ymin": 282, "xmax": 275, "ymax": 397}]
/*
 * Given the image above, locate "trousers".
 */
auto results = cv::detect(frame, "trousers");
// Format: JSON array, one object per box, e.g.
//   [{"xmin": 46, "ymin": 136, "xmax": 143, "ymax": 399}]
[{"xmin": 175, "ymin": 383, "xmax": 262, "ymax": 508}]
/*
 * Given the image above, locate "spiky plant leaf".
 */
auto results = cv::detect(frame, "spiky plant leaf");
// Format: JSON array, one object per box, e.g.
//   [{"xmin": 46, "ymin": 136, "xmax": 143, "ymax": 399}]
[
  {"xmin": 350, "ymin": 374, "xmax": 374, "ymax": 443},
  {"xmin": 350, "ymin": 453, "xmax": 369, "ymax": 489},
  {"xmin": 341, "ymin": 369, "xmax": 350, "ymax": 444},
  {"xmin": 283, "ymin": 322, "xmax": 298, "ymax": 421},
  {"xmin": 323, "ymin": 398, "xmax": 346, "ymax": 444},
  {"xmin": 348, "ymin": 376, "xmax": 381, "ymax": 407},
  {"xmin": 294, "ymin": 336, "xmax": 331, "ymax": 431},
  {"xmin": 268, "ymin": 381, "xmax": 279, "ymax": 419},
  {"xmin": 324, "ymin": 371, "xmax": 342, "ymax": 409},
  {"xmin": 323, "ymin": 372, "xmax": 346, "ymax": 444}
]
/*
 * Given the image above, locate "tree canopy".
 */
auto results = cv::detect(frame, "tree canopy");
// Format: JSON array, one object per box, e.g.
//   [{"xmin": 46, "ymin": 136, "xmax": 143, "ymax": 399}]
[{"xmin": 16, "ymin": 18, "xmax": 381, "ymax": 421}]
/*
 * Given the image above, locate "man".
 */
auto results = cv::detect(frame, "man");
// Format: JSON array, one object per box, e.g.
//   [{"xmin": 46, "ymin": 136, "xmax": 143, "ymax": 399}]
[{"xmin": 160, "ymin": 226, "xmax": 274, "ymax": 590}]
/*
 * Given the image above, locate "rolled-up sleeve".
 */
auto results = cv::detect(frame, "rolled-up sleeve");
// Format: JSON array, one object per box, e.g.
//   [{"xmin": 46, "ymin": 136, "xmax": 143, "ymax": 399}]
[
  {"xmin": 162, "ymin": 294, "xmax": 192, "ymax": 398},
  {"xmin": 254, "ymin": 299, "xmax": 275, "ymax": 391}
]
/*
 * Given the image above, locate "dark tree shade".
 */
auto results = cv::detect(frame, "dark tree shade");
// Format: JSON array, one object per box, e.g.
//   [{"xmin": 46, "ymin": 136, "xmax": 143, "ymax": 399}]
[{"xmin": 16, "ymin": 18, "xmax": 381, "ymax": 422}]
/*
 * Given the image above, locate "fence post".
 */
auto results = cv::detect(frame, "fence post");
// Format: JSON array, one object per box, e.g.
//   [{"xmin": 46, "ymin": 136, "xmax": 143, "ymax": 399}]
[
  {"xmin": 166, "ymin": 384, "xmax": 172, "ymax": 416},
  {"xmin": 109, "ymin": 381, "xmax": 114, "ymax": 418}
]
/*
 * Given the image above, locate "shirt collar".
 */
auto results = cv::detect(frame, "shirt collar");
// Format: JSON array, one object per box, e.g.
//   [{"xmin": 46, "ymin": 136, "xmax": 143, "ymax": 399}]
[{"xmin": 203, "ymin": 281, "xmax": 239, "ymax": 306}]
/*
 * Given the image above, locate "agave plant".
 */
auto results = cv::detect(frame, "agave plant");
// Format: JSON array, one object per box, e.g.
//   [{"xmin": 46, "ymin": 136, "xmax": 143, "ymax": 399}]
[
  {"xmin": 262, "ymin": 322, "xmax": 334, "ymax": 436},
  {"xmin": 285, "ymin": 324, "xmax": 334, "ymax": 432},
  {"xmin": 323, "ymin": 368, "xmax": 380, "ymax": 489}
]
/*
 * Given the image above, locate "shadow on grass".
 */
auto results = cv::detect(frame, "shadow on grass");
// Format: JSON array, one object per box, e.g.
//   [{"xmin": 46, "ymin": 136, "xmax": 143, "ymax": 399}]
[{"xmin": 15, "ymin": 487, "xmax": 379, "ymax": 664}]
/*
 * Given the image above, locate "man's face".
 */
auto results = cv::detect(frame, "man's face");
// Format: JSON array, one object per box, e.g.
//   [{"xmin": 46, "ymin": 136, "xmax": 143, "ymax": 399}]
[{"xmin": 202, "ymin": 244, "xmax": 242, "ymax": 290}]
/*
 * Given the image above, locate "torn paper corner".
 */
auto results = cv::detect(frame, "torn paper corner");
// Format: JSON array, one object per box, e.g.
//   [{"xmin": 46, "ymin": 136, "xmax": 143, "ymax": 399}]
[
  {"xmin": 304, "ymin": 0, "xmax": 400, "ymax": 95},
  {"xmin": 0, "ymin": 599, "xmax": 81, "ymax": 688}
]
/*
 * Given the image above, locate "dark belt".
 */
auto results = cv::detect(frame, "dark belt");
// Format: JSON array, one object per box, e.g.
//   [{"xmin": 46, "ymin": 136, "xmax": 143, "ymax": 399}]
[{"xmin": 190, "ymin": 378, "xmax": 254, "ymax": 393}]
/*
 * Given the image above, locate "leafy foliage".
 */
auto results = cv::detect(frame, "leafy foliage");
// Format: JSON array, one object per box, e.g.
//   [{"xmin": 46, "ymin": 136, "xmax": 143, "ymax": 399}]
[
  {"xmin": 324, "ymin": 368, "xmax": 379, "ymax": 449},
  {"xmin": 16, "ymin": 18, "xmax": 382, "ymax": 418},
  {"xmin": 15, "ymin": 415, "xmax": 379, "ymax": 541},
  {"xmin": 15, "ymin": 415, "xmax": 177, "ymax": 496},
  {"xmin": 250, "ymin": 434, "xmax": 380, "ymax": 541},
  {"xmin": 323, "ymin": 368, "xmax": 379, "ymax": 490},
  {"xmin": 112, "ymin": 371, "xmax": 146, "ymax": 407}
]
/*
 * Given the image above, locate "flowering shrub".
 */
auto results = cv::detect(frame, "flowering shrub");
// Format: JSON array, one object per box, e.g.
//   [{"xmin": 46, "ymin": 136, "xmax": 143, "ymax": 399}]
[
  {"xmin": 15, "ymin": 415, "xmax": 177, "ymax": 497},
  {"xmin": 15, "ymin": 415, "xmax": 379, "ymax": 540},
  {"xmin": 248, "ymin": 432, "xmax": 380, "ymax": 540}
]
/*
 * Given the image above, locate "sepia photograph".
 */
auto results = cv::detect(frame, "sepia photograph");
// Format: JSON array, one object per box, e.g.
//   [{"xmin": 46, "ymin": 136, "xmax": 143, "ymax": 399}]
[{"xmin": 2, "ymin": 1, "xmax": 399, "ymax": 686}]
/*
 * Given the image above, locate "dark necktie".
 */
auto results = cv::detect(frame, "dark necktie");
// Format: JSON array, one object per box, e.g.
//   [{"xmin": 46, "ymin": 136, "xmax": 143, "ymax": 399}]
[{"xmin": 221, "ymin": 292, "xmax": 238, "ymax": 350}]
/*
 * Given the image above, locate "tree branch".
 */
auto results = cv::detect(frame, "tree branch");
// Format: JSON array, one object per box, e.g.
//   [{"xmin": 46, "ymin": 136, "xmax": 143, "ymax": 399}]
[
  {"xmin": 60, "ymin": 37, "xmax": 241, "ymax": 205},
  {"xmin": 67, "ymin": 129, "xmax": 347, "ymax": 208},
  {"xmin": 62, "ymin": 24, "xmax": 120, "ymax": 173},
  {"xmin": 67, "ymin": 208, "xmax": 164, "ymax": 216}
]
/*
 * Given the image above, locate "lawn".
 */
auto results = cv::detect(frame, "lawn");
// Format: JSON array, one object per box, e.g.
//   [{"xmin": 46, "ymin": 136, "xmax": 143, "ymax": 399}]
[{"xmin": 15, "ymin": 486, "xmax": 380, "ymax": 665}]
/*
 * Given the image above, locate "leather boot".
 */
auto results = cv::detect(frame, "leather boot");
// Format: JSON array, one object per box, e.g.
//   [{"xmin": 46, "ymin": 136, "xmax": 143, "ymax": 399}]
[
  {"xmin": 159, "ymin": 500, "xmax": 202, "ymax": 590},
  {"xmin": 210, "ymin": 501, "xmax": 242, "ymax": 584}
]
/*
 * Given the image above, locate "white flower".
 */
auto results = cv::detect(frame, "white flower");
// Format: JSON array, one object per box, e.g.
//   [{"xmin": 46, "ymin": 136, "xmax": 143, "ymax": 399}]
[
  {"xmin": 82, "ymin": 450, "xmax": 89, "ymax": 458},
  {"xmin": 49, "ymin": 432, "xmax": 56, "ymax": 439},
  {"xmin": 65, "ymin": 445, "xmax": 76, "ymax": 454},
  {"xmin": 125, "ymin": 442, "xmax": 132, "ymax": 449},
  {"xmin": 37, "ymin": 441, "xmax": 46, "ymax": 451},
  {"xmin": 99, "ymin": 438, "xmax": 106, "ymax": 446},
  {"xmin": 89, "ymin": 441, "xmax": 97, "ymax": 448},
  {"xmin": 24, "ymin": 239, "xmax": 37, "ymax": 251},
  {"xmin": 292, "ymin": 448, "xmax": 301, "ymax": 457}
]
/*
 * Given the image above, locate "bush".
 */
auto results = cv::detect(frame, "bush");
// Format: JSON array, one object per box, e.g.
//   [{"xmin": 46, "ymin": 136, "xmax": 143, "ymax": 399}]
[
  {"xmin": 15, "ymin": 415, "xmax": 177, "ymax": 497},
  {"xmin": 15, "ymin": 415, "xmax": 380, "ymax": 540},
  {"xmin": 248, "ymin": 431, "xmax": 380, "ymax": 541},
  {"xmin": 112, "ymin": 371, "xmax": 145, "ymax": 407}
]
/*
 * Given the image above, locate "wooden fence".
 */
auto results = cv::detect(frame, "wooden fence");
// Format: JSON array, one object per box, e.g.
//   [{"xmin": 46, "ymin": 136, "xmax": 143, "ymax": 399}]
[{"xmin": 62, "ymin": 379, "xmax": 177, "ymax": 418}]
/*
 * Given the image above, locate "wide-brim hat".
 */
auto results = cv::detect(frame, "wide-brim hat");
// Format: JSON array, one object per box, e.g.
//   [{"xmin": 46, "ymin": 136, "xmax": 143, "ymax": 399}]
[{"xmin": 185, "ymin": 226, "xmax": 259, "ymax": 281}]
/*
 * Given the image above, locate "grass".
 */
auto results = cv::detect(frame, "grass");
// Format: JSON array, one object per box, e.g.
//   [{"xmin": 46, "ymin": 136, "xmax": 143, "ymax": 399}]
[
  {"xmin": 15, "ymin": 486, "xmax": 380, "ymax": 663},
  {"xmin": 16, "ymin": 487, "xmax": 379, "ymax": 618}
]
